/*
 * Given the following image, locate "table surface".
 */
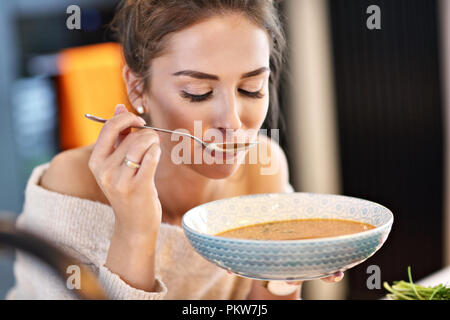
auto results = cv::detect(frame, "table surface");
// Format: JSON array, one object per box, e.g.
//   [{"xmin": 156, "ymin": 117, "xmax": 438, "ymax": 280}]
[{"xmin": 416, "ymin": 266, "xmax": 450, "ymax": 287}]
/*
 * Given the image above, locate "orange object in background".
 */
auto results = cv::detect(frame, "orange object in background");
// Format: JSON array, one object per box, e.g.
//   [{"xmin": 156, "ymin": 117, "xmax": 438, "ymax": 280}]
[{"xmin": 57, "ymin": 42, "xmax": 132, "ymax": 150}]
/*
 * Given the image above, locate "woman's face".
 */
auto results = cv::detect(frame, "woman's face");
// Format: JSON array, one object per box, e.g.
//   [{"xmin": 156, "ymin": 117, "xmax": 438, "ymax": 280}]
[{"xmin": 142, "ymin": 14, "xmax": 271, "ymax": 179}]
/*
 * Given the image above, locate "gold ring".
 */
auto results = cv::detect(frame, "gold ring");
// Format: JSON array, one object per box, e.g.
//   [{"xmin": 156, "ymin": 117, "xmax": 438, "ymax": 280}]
[{"xmin": 124, "ymin": 157, "xmax": 141, "ymax": 169}]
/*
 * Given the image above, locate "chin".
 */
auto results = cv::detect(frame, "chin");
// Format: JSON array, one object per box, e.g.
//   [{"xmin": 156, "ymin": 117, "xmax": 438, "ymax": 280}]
[
  {"xmin": 189, "ymin": 162, "xmax": 241, "ymax": 179},
  {"xmin": 182, "ymin": 144, "xmax": 248, "ymax": 179}
]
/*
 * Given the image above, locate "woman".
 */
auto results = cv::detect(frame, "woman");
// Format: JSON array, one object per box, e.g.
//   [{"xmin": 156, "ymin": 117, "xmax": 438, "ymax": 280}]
[{"xmin": 7, "ymin": 0, "xmax": 343, "ymax": 299}]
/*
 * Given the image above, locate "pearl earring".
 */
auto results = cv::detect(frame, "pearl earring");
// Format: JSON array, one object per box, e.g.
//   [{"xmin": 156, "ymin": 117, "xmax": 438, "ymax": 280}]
[{"xmin": 136, "ymin": 106, "xmax": 145, "ymax": 114}]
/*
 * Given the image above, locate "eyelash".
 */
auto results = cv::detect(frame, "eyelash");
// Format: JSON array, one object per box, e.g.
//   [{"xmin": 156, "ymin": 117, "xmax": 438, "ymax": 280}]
[{"xmin": 181, "ymin": 89, "xmax": 265, "ymax": 103}]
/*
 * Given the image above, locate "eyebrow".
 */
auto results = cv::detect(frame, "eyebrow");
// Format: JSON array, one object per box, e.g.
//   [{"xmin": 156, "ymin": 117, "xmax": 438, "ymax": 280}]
[{"xmin": 172, "ymin": 67, "xmax": 270, "ymax": 80}]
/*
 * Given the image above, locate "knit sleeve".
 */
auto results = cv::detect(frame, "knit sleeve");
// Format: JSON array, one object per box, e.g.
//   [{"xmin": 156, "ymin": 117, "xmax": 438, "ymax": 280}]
[{"xmin": 97, "ymin": 265, "xmax": 167, "ymax": 300}]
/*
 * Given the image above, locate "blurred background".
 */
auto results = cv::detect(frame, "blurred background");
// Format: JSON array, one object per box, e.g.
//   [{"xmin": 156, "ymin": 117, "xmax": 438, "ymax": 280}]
[{"xmin": 0, "ymin": 0, "xmax": 448, "ymax": 299}]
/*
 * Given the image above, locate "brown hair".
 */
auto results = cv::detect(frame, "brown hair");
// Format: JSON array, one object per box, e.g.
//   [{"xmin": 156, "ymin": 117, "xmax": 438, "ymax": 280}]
[{"xmin": 110, "ymin": 0, "xmax": 286, "ymax": 128}]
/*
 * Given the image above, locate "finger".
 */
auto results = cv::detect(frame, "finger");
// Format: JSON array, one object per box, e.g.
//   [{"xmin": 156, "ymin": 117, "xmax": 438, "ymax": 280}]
[
  {"xmin": 134, "ymin": 143, "xmax": 161, "ymax": 185},
  {"xmin": 114, "ymin": 105, "xmax": 135, "ymax": 148},
  {"xmin": 322, "ymin": 271, "xmax": 344, "ymax": 283},
  {"xmin": 120, "ymin": 135, "xmax": 160, "ymax": 182},
  {"xmin": 92, "ymin": 105, "xmax": 146, "ymax": 162},
  {"xmin": 321, "ymin": 271, "xmax": 344, "ymax": 283},
  {"xmin": 108, "ymin": 129, "xmax": 160, "ymax": 168},
  {"xmin": 285, "ymin": 281, "xmax": 303, "ymax": 286}
]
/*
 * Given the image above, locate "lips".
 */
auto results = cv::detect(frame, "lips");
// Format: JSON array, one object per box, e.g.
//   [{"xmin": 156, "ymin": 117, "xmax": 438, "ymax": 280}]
[{"xmin": 202, "ymin": 144, "xmax": 238, "ymax": 160}]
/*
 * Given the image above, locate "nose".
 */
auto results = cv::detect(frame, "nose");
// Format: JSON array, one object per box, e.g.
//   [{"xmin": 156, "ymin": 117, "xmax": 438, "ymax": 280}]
[{"xmin": 213, "ymin": 91, "xmax": 242, "ymax": 132}]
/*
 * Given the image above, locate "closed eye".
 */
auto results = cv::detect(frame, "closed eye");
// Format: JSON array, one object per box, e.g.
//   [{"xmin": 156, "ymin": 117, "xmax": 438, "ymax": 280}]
[
  {"xmin": 181, "ymin": 91, "xmax": 213, "ymax": 102},
  {"xmin": 181, "ymin": 89, "xmax": 265, "ymax": 103},
  {"xmin": 238, "ymin": 89, "xmax": 265, "ymax": 99}
]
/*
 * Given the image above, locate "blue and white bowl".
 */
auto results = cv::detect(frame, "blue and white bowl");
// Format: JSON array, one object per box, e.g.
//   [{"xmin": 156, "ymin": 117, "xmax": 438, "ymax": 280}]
[{"xmin": 182, "ymin": 192, "xmax": 393, "ymax": 281}]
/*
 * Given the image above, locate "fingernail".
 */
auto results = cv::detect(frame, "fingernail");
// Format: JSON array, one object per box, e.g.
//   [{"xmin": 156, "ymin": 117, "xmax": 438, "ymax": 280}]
[
  {"xmin": 115, "ymin": 104, "xmax": 126, "ymax": 115},
  {"xmin": 138, "ymin": 116, "xmax": 146, "ymax": 125},
  {"xmin": 334, "ymin": 272, "xmax": 344, "ymax": 282}
]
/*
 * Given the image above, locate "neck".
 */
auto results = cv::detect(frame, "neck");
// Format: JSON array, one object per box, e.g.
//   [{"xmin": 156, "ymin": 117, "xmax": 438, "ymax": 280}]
[{"xmin": 154, "ymin": 147, "xmax": 224, "ymax": 224}]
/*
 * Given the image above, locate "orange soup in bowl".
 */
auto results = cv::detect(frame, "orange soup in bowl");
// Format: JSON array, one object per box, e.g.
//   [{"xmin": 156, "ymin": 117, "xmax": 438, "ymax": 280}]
[{"xmin": 216, "ymin": 218, "xmax": 375, "ymax": 240}]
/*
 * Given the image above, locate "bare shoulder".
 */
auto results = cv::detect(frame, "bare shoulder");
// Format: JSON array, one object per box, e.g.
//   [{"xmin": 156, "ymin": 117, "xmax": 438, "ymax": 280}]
[
  {"xmin": 39, "ymin": 144, "xmax": 107, "ymax": 204},
  {"xmin": 243, "ymin": 134, "xmax": 290, "ymax": 194}
]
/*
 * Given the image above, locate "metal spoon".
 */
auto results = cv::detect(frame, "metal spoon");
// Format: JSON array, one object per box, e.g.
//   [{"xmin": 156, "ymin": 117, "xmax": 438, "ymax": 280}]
[{"xmin": 84, "ymin": 114, "xmax": 258, "ymax": 153}]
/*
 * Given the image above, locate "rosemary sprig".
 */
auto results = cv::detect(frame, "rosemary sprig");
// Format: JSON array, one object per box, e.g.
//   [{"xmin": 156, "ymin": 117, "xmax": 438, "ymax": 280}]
[{"xmin": 383, "ymin": 266, "xmax": 450, "ymax": 300}]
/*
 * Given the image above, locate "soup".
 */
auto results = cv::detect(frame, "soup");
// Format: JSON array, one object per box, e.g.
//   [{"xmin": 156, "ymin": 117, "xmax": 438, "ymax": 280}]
[{"xmin": 215, "ymin": 218, "xmax": 375, "ymax": 240}]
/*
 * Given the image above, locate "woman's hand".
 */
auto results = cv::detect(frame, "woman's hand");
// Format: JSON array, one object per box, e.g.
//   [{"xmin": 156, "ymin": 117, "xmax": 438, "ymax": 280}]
[
  {"xmin": 245, "ymin": 271, "xmax": 345, "ymax": 300},
  {"xmin": 286, "ymin": 271, "xmax": 344, "ymax": 286},
  {"xmin": 88, "ymin": 104, "xmax": 162, "ymax": 292},
  {"xmin": 89, "ymin": 104, "xmax": 162, "ymax": 238}
]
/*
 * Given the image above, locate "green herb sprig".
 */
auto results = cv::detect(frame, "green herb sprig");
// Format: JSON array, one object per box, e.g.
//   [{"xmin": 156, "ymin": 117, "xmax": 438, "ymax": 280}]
[{"xmin": 383, "ymin": 266, "xmax": 450, "ymax": 300}]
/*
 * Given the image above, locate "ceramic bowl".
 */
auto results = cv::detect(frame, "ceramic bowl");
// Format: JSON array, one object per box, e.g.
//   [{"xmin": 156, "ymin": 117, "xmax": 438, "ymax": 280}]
[{"xmin": 182, "ymin": 192, "xmax": 393, "ymax": 281}]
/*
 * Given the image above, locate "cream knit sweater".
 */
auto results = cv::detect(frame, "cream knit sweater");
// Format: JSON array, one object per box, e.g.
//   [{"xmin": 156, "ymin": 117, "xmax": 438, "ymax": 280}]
[{"xmin": 6, "ymin": 162, "xmax": 294, "ymax": 300}]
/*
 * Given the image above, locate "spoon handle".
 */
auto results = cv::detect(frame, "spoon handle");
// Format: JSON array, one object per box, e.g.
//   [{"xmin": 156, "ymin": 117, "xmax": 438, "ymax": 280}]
[
  {"xmin": 84, "ymin": 113, "xmax": 164, "ymax": 132},
  {"xmin": 84, "ymin": 113, "xmax": 203, "ymax": 142}
]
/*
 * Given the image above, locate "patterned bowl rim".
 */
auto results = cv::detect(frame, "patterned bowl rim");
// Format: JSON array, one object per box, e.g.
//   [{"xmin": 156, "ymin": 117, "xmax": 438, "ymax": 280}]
[{"xmin": 182, "ymin": 192, "xmax": 394, "ymax": 245}]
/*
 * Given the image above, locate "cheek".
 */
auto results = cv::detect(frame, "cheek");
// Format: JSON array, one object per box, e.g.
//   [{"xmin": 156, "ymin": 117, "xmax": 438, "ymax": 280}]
[
  {"xmin": 240, "ymin": 97, "xmax": 270, "ymax": 129},
  {"xmin": 149, "ymin": 90, "xmax": 212, "ymax": 152},
  {"xmin": 149, "ymin": 89, "xmax": 202, "ymax": 130}
]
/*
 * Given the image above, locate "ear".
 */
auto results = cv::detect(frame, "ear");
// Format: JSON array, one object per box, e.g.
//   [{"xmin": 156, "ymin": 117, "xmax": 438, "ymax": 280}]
[{"xmin": 122, "ymin": 65, "xmax": 145, "ymax": 111}]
